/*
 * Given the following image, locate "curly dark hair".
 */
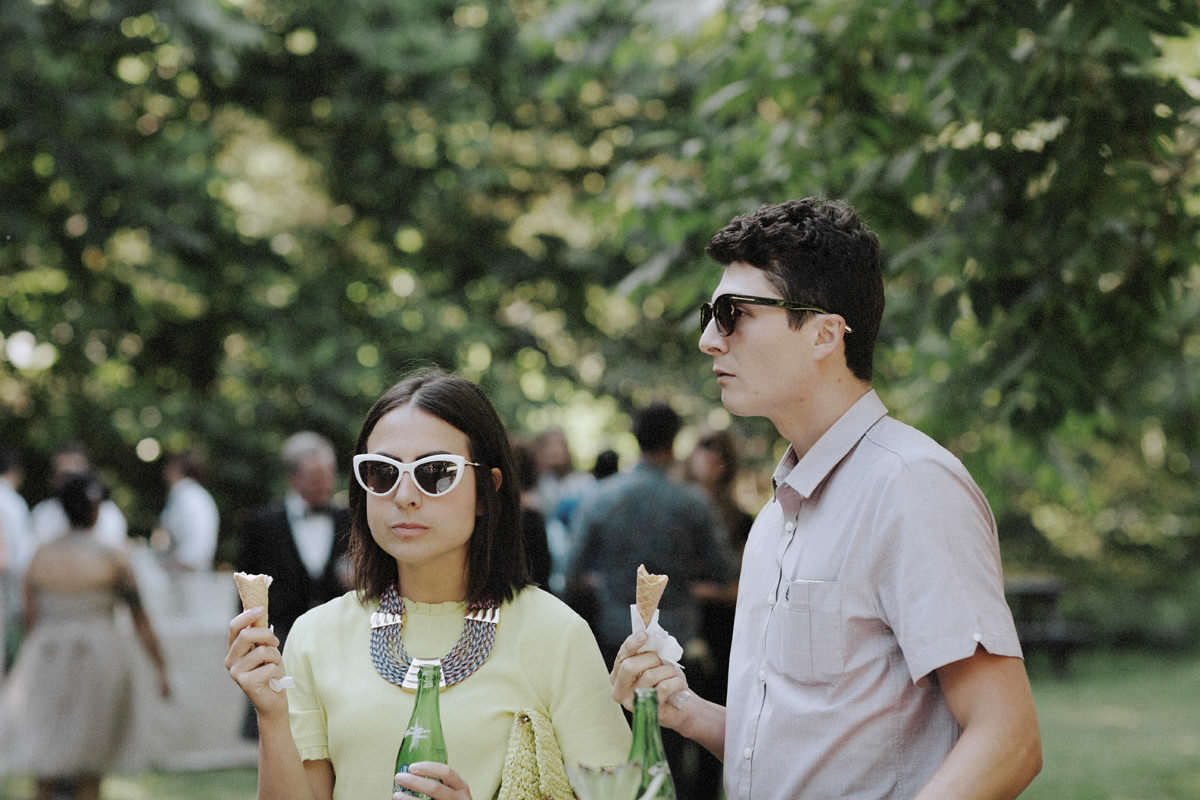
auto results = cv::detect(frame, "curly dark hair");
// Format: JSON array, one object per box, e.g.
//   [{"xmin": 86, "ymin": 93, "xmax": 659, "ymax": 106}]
[
  {"xmin": 706, "ymin": 198, "xmax": 884, "ymax": 381},
  {"xmin": 347, "ymin": 369, "xmax": 530, "ymax": 607}
]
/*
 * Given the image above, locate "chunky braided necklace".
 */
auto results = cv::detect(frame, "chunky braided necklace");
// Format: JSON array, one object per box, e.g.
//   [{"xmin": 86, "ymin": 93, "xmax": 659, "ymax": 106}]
[{"xmin": 369, "ymin": 583, "xmax": 499, "ymax": 691}]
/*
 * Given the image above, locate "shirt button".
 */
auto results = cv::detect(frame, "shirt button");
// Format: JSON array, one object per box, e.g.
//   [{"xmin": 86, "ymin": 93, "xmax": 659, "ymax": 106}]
[
  {"xmin": 743, "ymin": 747, "xmax": 753, "ymax": 760},
  {"xmin": 784, "ymin": 522, "xmax": 796, "ymax": 533},
  {"xmin": 758, "ymin": 669, "xmax": 766, "ymax": 683},
  {"xmin": 973, "ymin": 632, "xmax": 984, "ymax": 643}
]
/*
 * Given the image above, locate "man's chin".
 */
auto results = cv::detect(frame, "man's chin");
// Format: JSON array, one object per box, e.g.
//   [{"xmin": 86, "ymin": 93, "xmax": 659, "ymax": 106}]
[{"xmin": 719, "ymin": 389, "xmax": 755, "ymax": 418}]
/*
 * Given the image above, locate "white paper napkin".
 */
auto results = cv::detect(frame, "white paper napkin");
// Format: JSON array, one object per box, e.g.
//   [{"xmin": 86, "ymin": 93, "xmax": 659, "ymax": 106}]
[
  {"xmin": 269, "ymin": 676, "xmax": 295, "ymax": 692},
  {"xmin": 629, "ymin": 605, "xmax": 684, "ymax": 666}
]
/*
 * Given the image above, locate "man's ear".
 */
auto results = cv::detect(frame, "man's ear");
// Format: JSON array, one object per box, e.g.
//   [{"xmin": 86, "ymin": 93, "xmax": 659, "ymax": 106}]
[
  {"xmin": 812, "ymin": 317, "xmax": 850, "ymax": 360},
  {"xmin": 490, "ymin": 467, "xmax": 503, "ymax": 491}
]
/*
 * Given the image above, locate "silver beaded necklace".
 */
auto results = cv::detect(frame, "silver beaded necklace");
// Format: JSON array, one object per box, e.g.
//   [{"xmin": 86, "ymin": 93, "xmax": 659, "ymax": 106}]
[{"xmin": 369, "ymin": 583, "xmax": 500, "ymax": 690}]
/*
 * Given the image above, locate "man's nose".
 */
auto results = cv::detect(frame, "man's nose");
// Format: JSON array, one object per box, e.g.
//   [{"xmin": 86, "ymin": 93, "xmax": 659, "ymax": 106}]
[{"xmin": 699, "ymin": 321, "xmax": 726, "ymax": 355}]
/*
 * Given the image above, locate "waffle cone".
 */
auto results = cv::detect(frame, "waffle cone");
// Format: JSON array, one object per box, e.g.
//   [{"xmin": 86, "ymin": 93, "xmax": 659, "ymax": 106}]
[
  {"xmin": 635, "ymin": 564, "xmax": 668, "ymax": 627},
  {"xmin": 233, "ymin": 572, "xmax": 273, "ymax": 628}
]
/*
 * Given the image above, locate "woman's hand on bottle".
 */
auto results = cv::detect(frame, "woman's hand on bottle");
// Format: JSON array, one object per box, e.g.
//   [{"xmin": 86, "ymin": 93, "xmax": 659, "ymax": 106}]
[
  {"xmin": 393, "ymin": 762, "xmax": 472, "ymax": 799},
  {"xmin": 610, "ymin": 631, "xmax": 693, "ymax": 732},
  {"xmin": 224, "ymin": 606, "xmax": 287, "ymax": 718}
]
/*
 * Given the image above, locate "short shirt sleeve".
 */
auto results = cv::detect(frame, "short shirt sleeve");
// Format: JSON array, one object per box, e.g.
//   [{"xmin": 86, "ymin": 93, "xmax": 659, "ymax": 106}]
[
  {"xmin": 873, "ymin": 455, "xmax": 1022, "ymax": 684},
  {"xmin": 282, "ymin": 614, "xmax": 332, "ymax": 761}
]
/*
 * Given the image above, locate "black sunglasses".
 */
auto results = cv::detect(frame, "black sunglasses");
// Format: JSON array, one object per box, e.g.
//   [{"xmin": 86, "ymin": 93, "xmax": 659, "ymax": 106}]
[{"xmin": 700, "ymin": 293, "xmax": 852, "ymax": 336}]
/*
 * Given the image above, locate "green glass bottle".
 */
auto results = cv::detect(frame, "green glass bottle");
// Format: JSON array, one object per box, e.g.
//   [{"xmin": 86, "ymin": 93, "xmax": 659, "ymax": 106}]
[
  {"xmin": 393, "ymin": 663, "xmax": 449, "ymax": 799},
  {"xmin": 627, "ymin": 687, "xmax": 676, "ymax": 799}
]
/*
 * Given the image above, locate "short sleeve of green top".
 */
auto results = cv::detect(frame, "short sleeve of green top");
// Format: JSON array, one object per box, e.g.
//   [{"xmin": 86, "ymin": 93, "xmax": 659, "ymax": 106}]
[{"xmin": 282, "ymin": 585, "xmax": 632, "ymax": 800}]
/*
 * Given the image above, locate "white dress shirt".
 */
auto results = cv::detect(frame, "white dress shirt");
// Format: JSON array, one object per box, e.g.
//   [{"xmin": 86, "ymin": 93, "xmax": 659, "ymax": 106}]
[
  {"xmin": 160, "ymin": 477, "xmax": 220, "ymax": 570},
  {"xmin": 285, "ymin": 493, "xmax": 335, "ymax": 579},
  {"xmin": 0, "ymin": 479, "xmax": 32, "ymax": 576},
  {"xmin": 0, "ymin": 478, "xmax": 32, "ymax": 661}
]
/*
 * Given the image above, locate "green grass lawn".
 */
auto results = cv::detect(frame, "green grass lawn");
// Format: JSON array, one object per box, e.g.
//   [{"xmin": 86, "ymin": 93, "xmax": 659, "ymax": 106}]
[
  {"xmin": 0, "ymin": 768, "xmax": 257, "ymax": 800},
  {"xmin": 2, "ymin": 647, "xmax": 1198, "ymax": 799},
  {"xmin": 1021, "ymin": 646, "xmax": 1200, "ymax": 800}
]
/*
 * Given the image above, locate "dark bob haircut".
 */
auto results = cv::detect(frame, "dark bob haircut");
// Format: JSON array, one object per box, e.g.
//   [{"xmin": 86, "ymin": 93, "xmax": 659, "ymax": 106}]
[
  {"xmin": 348, "ymin": 369, "xmax": 530, "ymax": 608},
  {"xmin": 59, "ymin": 471, "xmax": 107, "ymax": 530}
]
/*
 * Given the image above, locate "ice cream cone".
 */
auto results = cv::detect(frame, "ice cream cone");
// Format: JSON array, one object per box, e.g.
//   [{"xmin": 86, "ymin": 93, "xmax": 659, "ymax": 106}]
[
  {"xmin": 233, "ymin": 572, "xmax": 273, "ymax": 628},
  {"xmin": 635, "ymin": 564, "xmax": 668, "ymax": 628}
]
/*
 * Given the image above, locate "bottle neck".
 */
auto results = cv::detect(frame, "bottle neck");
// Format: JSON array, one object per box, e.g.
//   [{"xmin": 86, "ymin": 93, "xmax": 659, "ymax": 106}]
[
  {"xmin": 416, "ymin": 665, "xmax": 441, "ymax": 692},
  {"xmin": 396, "ymin": 663, "xmax": 447, "ymax": 767},
  {"xmin": 629, "ymin": 690, "xmax": 667, "ymax": 764},
  {"xmin": 412, "ymin": 665, "xmax": 442, "ymax": 710}
]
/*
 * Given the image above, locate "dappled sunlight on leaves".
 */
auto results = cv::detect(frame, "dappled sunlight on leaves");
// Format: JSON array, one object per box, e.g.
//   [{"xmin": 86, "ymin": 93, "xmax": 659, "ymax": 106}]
[
  {"xmin": 212, "ymin": 111, "xmax": 333, "ymax": 239},
  {"xmin": 0, "ymin": 0, "xmax": 1195, "ymax": 644}
]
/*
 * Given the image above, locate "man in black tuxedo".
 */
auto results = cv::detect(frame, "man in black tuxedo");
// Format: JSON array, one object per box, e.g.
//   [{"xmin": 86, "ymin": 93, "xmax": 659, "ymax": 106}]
[{"xmin": 237, "ymin": 430, "xmax": 350, "ymax": 738}]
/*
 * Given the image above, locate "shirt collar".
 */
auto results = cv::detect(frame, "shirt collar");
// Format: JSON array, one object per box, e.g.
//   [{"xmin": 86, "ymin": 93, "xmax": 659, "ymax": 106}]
[
  {"xmin": 285, "ymin": 492, "xmax": 309, "ymax": 520},
  {"xmin": 772, "ymin": 390, "xmax": 888, "ymax": 506}
]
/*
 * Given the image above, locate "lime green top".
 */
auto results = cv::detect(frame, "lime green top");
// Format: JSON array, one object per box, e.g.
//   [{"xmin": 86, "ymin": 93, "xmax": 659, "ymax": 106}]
[{"xmin": 283, "ymin": 586, "xmax": 631, "ymax": 800}]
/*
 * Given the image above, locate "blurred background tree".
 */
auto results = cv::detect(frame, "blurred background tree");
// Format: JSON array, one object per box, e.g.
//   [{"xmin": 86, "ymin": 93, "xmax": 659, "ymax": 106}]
[{"xmin": 1, "ymin": 0, "xmax": 1197, "ymax": 644}]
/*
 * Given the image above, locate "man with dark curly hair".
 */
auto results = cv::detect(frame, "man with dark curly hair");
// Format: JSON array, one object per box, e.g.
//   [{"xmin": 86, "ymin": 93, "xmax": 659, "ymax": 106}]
[{"xmin": 612, "ymin": 198, "xmax": 1042, "ymax": 799}]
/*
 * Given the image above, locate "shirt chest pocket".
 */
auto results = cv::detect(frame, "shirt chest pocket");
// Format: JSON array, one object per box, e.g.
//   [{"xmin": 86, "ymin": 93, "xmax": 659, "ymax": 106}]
[{"xmin": 768, "ymin": 579, "xmax": 845, "ymax": 684}]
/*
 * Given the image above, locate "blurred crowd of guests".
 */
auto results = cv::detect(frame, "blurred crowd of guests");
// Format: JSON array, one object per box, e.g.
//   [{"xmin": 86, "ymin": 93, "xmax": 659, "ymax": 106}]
[
  {"xmin": 507, "ymin": 406, "xmax": 752, "ymax": 799},
  {"xmin": 0, "ymin": 403, "xmax": 753, "ymax": 797}
]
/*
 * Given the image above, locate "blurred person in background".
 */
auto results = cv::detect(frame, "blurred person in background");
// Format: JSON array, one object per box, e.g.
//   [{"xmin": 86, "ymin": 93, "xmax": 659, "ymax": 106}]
[
  {"xmin": 0, "ymin": 447, "xmax": 32, "ymax": 672},
  {"xmin": 532, "ymin": 426, "xmax": 594, "ymax": 522},
  {"xmin": 511, "ymin": 438, "xmax": 552, "ymax": 587},
  {"xmin": 685, "ymin": 430, "xmax": 754, "ymax": 561},
  {"xmin": 237, "ymin": 430, "xmax": 351, "ymax": 739},
  {"xmin": 237, "ymin": 431, "xmax": 351, "ymax": 648},
  {"xmin": 30, "ymin": 441, "xmax": 128, "ymax": 550},
  {"xmin": 551, "ymin": 448, "xmax": 620, "ymax": 539},
  {"xmin": 683, "ymin": 428, "xmax": 753, "ymax": 673},
  {"xmin": 570, "ymin": 403, "xmax": 736, "ymax": 665},
  {"xmin": 683, "ymin": 428, "xmax": 754, "ymax": 799},
  {"xmin": 0, "ymin": 472, "xmax": 170, "ymax": 800},
  {"xmin": 532, "ymin": 426, "xmax": 594, "ymax": 594},
  {"xmin": 591, "ymin": 448, "xmax": 619, "ymax": 481},
  {"xmin": 156, "ymin": 449, "xmax": 220, "ymax": 572},
  {"xmin": 570, "ymin": 401, "xmax": 736, "ymax": 797}
]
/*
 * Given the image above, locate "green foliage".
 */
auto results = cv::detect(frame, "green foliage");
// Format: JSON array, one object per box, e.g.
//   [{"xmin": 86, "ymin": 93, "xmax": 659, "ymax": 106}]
[{"xmin": 1, "ymin": 0, "xmax": 1197, "ymax": 636}]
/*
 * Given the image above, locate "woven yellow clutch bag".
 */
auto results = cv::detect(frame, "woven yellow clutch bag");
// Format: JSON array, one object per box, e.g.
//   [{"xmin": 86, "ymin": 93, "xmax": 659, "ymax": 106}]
[{"xmin": 497, "ymin": 708, "xmax": 576, "ymax": 800}]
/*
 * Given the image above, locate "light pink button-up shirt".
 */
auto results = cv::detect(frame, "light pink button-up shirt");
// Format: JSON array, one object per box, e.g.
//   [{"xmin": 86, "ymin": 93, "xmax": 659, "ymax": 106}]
[{"xmin": 725, "ymin": 390, "xmax": 1021, "ymax": 799}]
